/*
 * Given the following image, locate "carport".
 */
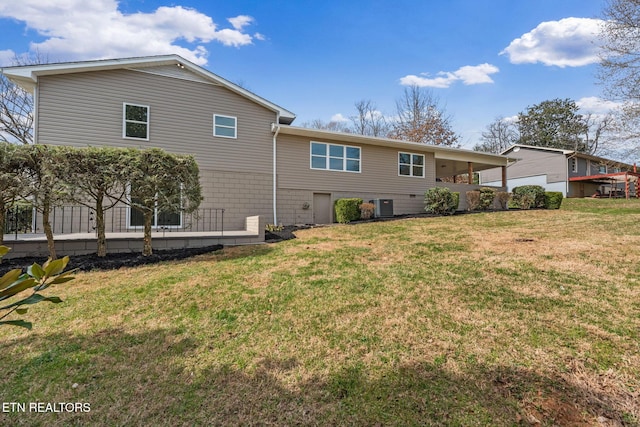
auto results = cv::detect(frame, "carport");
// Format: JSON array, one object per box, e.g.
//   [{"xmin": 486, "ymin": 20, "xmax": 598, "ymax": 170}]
[{"xmin": 569, "ymin": 171, "xmax": 640, "ymax": 198}]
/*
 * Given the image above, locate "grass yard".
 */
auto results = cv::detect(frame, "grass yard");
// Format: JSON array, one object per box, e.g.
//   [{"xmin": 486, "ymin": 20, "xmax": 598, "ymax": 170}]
[{"xmin": 0, "ymin": 198, "xmax": 639, "ymax": 426}]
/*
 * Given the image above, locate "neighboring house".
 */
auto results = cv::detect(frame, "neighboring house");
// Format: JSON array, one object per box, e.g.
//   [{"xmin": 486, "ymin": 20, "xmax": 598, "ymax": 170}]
[
  {"xmin": 480, "ymin": 144, "xmax": 639, "ymax": 198},
  {"xmin": 2, "ymin": 55, "xmax": 509, "ymax": 233}
]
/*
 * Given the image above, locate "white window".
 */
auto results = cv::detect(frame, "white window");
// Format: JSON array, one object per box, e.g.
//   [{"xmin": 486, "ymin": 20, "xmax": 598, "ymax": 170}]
[
  {"xmin": 570, "ymin": 158, "xmax": 577, "ymax": 173},
  {"xmin": 310, "ymin": 142, "xmax": 361, "ymax": 173},
  {"xmin": 127, "ymin": 184, "xmax": 182, "ymax": 229},
  {"xmin": 599, "ymin": 165, "xmax": 607, "ymax": 174},
  {"xmin": 214, "ymin": 114, "xmax": 237, "ymax": 138},
  {"xmin": 123, "ymin": 103, "xmax": 149, "ymax": 140},
  {"xmin": 398, "ymin": 152, "xmax": 425, "ymax": 177}
]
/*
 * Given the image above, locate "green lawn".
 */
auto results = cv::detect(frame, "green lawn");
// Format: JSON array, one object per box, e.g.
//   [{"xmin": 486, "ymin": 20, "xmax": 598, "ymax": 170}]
[{"xmin": 1, "ymin": 198, "xmax": 639, "ymax": 426}]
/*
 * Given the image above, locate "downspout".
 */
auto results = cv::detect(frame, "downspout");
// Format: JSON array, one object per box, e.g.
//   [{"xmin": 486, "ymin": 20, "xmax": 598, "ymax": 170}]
[
  {"xmin": 566, "ymin": 153, "xmax": 577, "ymax": 197},
  {"xmin": 272, "ymin": 121, "xmax": 280, "ymax": 226}
]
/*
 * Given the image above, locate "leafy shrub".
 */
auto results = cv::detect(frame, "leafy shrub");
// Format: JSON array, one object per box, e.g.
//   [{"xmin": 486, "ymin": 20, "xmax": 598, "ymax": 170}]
[
  {"xmin": 359, "ymin": 202, "xmax": 375, "ymax": 220},
  {"xmin": 334, "ymin": 198, "xmax": 363, "ymax": 223},
  {"xmin": 544, "ymin": 192, "xmax": 564, "ymax": 209},
  {"xmin": 452, "ymin": 192, "xmax": 460, "ymax": 211},
  {"xmin": 424, "ymin": 187, "xmax": 457, "ymax": 215},
  {"xmin": 478, "ymin": 187, "xmax": 497, "ymax": 210},
  {"xmin": 466, "ymin": 190, "xmax": 481, "ymax": 211},
  {"xmin": 0, "ymin": 246, "xmax": 75, "ymax": 329},
  {"xmin": 496, "ymin": 191, "xmax": 510, "ymax": 210},
  {"xmin": 511, "ymin": 185, "xmax": 545, "ymax": 210}
]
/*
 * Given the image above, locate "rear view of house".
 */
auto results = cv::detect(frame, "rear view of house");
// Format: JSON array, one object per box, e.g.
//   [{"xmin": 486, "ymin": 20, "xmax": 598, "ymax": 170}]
[{"xmin": 2, "ymin": 55, "xmax": 510, "ymax": 255}]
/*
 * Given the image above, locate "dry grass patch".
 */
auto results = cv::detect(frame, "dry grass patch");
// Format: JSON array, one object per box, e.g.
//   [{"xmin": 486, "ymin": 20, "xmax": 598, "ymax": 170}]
[{"xmin": 1, "ymin": 198, "xmax": 639, "ymax": 425}]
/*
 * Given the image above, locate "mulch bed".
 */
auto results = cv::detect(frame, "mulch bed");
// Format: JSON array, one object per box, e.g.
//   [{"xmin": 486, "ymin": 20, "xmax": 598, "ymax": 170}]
[{"xmin": 0, "ymin": 244, "xmax": 223, "ymax": 275}]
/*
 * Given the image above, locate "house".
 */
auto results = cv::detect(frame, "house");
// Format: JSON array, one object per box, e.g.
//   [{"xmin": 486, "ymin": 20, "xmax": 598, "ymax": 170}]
[
  {"xmin": 480, "ymin": 144, "xmax": 639, "ymax": 198},
  {"xmin": 1, "ymin": 55, "xmax": 509, "ymax": 246}
]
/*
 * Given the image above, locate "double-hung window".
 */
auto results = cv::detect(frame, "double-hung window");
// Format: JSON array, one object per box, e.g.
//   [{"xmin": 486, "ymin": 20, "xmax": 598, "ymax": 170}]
[
  {"xmin": 570, "ymin": 158, "xmax": 577, "ymax": 173},
  {"xmin": 123, "ymin": 103, "xmax": 149, "ymax": 140},
  {"xmin": 214, "ymin": 114, "xmax": 237, "ymax": 138},
  {"xmin": 127, "ymin": 184, "xmax": 182, "ymax": 229},
  {"xmin": 310, "ymin": 142, "xmax": 360, "ymax": 172},
  {"xmin": 398, "ymin": 152, "xmax": 425, "ymax": 177}
]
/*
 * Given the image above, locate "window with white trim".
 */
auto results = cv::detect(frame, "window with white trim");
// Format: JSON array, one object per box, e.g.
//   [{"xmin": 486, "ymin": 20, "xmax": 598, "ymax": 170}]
[
  {"xmin": 214, "ymin": 114, "xmax": 237, "ymax": 138},
  {"xmin": 310, "ymin": 142, "xmax": 361, "ymax": 172},
  {"xmin": 598, "ymin": 165, "xmax": 607, "ymax": 174},
  {"xmin": 398, "ymin": 152, "xmax": 425, "ymax": 177},
  {"xmin": 123, "ymin": 103, "xmax": 149, "ymax": 140}
]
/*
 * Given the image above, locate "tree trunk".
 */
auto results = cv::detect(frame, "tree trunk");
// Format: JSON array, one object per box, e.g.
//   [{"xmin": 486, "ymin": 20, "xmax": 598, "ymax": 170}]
[
  {"xmin": 95, "ymin": 195, "xmax": 107, "ymax": 257},
  {"xmin": 142, "ymin": 210, "xmax": 153, "ymax": 256},
  {"xmin": 0, "ymin": 199, "xmax": 5, "ymax": 246},
  {"xmin": 42, "ymin": 200, "xmax": 57, "ymax": 260}
]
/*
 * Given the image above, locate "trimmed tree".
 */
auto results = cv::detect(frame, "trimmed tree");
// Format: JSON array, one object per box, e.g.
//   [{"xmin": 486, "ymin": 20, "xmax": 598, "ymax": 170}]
[
  {"xmin": 19, "ymin": 144, "xmax": 68, "ymax": 260},
  {"xmin": 0, "ymin": 142, "xmax": 26, "ymax": 244},
  {"xmin": 59, "ymin": 146, "xmax": 131, "ymax": 257},
  {"xmin": 128, "ymin": 148, "xmax": 202, "ymax": 256}
]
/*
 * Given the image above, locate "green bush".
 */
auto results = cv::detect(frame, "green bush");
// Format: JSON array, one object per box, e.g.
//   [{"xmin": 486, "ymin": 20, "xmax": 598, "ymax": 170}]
[
  {"xmin": 511, "ymin": 185, "xmax": 545, "ymax": 210},
  {"xmin": 452, "ymin": 192, "xmax": 460, "ymax": 211},
  {"xmin": 334, "ymin": 198, "xmax": 363, "ymax": 223},
  {"xmin": 466, "ymin": 190, "xmax": 481, "ymax": 211},
  {"xmin": 544, "ymin": 192, "xmax": 564, "ymax": 209},
  {"xmin": 424, "ymin": 187, "xmax": 457, "ymax": 215},
  {"xmin": 478, "ymin": 187, "xmax": 497, "ymax": 210}
]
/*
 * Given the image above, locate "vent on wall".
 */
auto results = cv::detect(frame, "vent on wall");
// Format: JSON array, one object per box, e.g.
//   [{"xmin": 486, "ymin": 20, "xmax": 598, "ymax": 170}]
[{"xmin": 370, "ymin": 199, "xmax": 393, "ymax": 218}]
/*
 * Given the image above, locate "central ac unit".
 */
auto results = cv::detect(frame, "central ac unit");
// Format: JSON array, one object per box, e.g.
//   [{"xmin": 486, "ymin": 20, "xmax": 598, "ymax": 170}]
[{"xmin": 370, "ymin": 199, "xmax": 393, "ymax": 218}]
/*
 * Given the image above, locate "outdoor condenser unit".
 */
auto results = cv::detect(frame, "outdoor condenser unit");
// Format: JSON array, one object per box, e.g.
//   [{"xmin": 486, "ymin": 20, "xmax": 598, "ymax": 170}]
[{"xmin": 370, "ymin": 199, "xmax": 393, "ymax": 218}]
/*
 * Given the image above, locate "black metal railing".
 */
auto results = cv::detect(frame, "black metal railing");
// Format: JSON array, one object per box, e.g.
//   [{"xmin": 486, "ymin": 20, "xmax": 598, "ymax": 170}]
[{"xmin": 4, "ymin": 205, "xmax": 225, "ymax": 237}]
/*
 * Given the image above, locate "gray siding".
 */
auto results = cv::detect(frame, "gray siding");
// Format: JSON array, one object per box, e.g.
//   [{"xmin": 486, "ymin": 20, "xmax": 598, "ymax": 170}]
[
  {"xmin": 482, "ymin": 148, "xmax": 567, "ymax": 184},
  {"xmin": 276, "ymin": 134, "xmax": 437, "ymax": 194},
  {"xmin": 36, "ymin": 69, "xmax": 277, "ymax": 173}
]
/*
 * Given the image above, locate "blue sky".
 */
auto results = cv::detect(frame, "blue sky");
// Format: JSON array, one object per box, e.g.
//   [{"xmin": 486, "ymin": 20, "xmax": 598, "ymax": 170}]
[{"xmin": 0, "ymin": 0, "xmax": 613, "ymax": 149}]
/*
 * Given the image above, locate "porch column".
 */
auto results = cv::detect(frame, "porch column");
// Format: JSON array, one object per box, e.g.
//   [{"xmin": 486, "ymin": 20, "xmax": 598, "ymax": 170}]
[
  {"xmin": 625, "ymin": 173, "xmax": 630, "ymax": 199},
  {"xmin": 467, "ymin": 162, "xmax": 474, "ymax": 184},
  {"xmin": 501, "ymin": 166, "xmax": 507, "ymax": 189}
]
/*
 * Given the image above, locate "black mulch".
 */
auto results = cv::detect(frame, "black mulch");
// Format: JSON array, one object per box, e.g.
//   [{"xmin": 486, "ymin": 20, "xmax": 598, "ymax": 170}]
[{"xmin": 0, "ymin": 244, "xmax": 223, "ymax": 275}]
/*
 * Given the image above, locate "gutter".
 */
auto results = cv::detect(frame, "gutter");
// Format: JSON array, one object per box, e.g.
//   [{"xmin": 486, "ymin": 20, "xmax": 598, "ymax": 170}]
[{"xmin": 272, "ymin": 121, "xmax": 280, "ymax": 225}]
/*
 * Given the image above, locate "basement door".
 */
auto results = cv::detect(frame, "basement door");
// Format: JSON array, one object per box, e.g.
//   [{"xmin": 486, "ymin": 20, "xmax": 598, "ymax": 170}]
[{"xmin": 313, "ymin": 193, "xmax": 332, "ymax": 224}]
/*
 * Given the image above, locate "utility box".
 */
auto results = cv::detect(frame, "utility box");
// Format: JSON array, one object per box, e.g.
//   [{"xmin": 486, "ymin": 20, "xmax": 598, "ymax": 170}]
[{"xmin": 370, "ymin": 199, "xmax": 393, "ymax": 218}]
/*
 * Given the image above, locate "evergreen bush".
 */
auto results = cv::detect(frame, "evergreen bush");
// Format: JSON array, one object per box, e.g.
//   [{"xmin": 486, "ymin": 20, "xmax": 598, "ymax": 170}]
[
  {"xmin": 334, "ymin": 198, "xmax": 363, "ymax": 223},
  {"xmin": 544, "ymin": 192, "xmax": 564, "ymax": 209},
  {"xmin": 424, "ymin": 187, "xmax": 457, "ymax": 215}
]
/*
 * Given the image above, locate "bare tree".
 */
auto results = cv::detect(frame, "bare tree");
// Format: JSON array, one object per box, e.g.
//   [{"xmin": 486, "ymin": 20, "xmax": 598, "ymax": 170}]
[
  {"xmin": 473, "ymin": 117, "xmax": 518, "ymax": 153},
  {"xmin": 350, "ymin": 99, "xmax": 389, "ymax": 137},
  {"xmin": 0, "ymin": 52, "xmax": 48, "ymax": 145},
  {"xmin": 388, "ymin": 85, "xmax": 459, "ymax": 146},
  {"xmin": 0, "ymin": 74, "xmax": 33, "ymax": 145},
  {"xmin": 599, "ymin": 0, "xmax": 640, "ymax": 105},
  {"xmin": 301, "ymin": 119, "xmax": 352, "ymax": 133}
]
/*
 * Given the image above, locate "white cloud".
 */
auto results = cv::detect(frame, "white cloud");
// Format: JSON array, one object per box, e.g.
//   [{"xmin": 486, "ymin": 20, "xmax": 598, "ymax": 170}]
[
  {"xmin": 228, "ymin": 15, "xmax": 253, "ymax": 31},
  {"xmin": 0, "ymin": 0, "xmax": 260, "ymax": 65},
  {"xmin": 501, "ymin": 17, "xmax": 603, "ymax": 67},
  {"xmin": 399, "ymin": 63, "xmax": 499, "ymax": 88},
  {"xmin": 331, "ymin": 113, "xmax": 349, "ymax": 122},
  {"xmin": 576, "ymin": 96, "xmax": 622, "ymax": 113},
  {"xmin": 0, "ymin": 49, "xmax": 15, "ymax": 66}
]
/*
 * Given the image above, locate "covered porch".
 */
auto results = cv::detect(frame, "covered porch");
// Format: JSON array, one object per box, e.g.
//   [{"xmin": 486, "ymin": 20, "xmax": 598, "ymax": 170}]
[{"xmin": 569, "ymin": 172, "xmax": 640, "ymax": 199}]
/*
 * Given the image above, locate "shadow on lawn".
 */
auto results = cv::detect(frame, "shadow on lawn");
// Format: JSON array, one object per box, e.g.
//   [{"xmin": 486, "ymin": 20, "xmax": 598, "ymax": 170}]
[{"xmin": 0, "ymin": 328, "xmax": 634, "ymax": 426}]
